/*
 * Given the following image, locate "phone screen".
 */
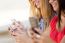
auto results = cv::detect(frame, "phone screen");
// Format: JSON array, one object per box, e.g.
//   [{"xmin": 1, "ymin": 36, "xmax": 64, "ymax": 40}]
[
  {"xmin": 29, "ymin": 17, "xmax": 39, "ymax": 28},
  {"xmin": 29, "ymin": 17, "xmax": 40, "ymax": 35}
]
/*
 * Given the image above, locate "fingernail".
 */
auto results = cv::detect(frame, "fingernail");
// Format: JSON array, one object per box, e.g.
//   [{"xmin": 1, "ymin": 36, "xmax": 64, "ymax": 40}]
[
  {"xmin": 8, "ymin": 28, "xmax": 10, "ymax": 30},
  {"xmin": 12, "ymin": 31, "xmax": 13, "ymax": 32},
  {"xmin": 13, "ymin": 28, "xmax": 17, "ymax": 31},
  {"xmin": 12, "ymin": 22, "xmax": 15, "ymax": 25},
  {"xmin": 11, "ymin": 34, "xmax": 16, "ymax": 36},
  {"xmin": 13, "ymin": 35, "xmax": 16, "ymax": 36},
  {"xmin": 18, "ymin": 21, "xmax": 21, "ymax": 24},
  {"xmin": 11, "ymin": 28, "xmax": 17, "ymax": 32}
]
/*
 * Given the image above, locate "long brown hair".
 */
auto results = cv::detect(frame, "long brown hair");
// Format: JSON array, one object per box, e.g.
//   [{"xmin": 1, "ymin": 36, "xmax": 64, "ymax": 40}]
[{"xmin": 57, "ymin": 0, "xmax": 65, "ymax": 28}]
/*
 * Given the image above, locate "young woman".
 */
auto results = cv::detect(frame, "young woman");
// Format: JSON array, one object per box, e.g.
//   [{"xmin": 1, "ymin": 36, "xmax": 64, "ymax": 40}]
[
  {"xmin": 39, "ymin": 0, "xmax": 65, "ymax": 43},
  {"xmin": 28, "ymin": 0, "xmax": 52, "ymax": 34},
  {"xmin": 29, "ymin": 0, "xmax": 44, "ymax": 31},
  {"xmin": 8, "ymin": 0, "xmax": 52, "ymax": 43},
  {"xmin": 8, "ymin": 0, "xmax": 44, "ymax": 43}
]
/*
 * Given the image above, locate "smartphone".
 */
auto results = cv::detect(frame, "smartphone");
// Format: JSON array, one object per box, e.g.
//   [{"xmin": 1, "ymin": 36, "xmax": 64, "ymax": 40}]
[
  {"xmin": 29, "ymin": 17, "xmax": 40, "ymax": 35},
  {"xmin": 29, "ymin": 17, "xmax": 39, "ymax": 28}
]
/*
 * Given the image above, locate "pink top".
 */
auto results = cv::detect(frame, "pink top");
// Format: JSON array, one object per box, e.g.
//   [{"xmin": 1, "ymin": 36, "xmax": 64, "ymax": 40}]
[{"xmin": 50, "ymin": 16, "xmax": 65, "ymax": 43}]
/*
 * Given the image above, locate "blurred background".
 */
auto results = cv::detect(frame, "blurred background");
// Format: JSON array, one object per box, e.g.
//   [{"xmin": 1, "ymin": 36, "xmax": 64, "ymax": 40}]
[{"xmin": 0, "ymin": 0, "xmax": 30, "ymax": 43}]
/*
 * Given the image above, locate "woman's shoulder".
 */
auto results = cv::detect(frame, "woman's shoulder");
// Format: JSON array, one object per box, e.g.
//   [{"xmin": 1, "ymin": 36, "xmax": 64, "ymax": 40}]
[
  {"xmin": 50, "ymin": 16, "xmax": 58, "ymax": 25},
  {"xmin": 50, "ymin": 15, "xmax": 58, "ymax": 30}
]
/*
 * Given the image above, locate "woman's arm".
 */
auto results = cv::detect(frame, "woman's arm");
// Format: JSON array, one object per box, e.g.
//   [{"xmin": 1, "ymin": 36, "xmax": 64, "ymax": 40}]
[
  {"xmin": 8, "ymin": 20, "xmax": 34, "ymax": 43},
  {"xmin": 60, "ymin": 36, "xmax": 65, "ymax": 43},
  {"xmin": 38, "ymin": 26, "xmax": 55, "ymax": 43}
]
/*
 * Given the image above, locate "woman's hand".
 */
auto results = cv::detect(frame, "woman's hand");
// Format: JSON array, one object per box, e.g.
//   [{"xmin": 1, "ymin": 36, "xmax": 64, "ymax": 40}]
[
  {"xmin": 9, "ymin": 20, "xmax": 25, "ymax": 36},
  {"xmin": 8, "ymin": 20, "xmax": 33, "ymax": 43},
  {"xmin": 27, "ymin": 27, "xmax": 41, "ymax": 43}
]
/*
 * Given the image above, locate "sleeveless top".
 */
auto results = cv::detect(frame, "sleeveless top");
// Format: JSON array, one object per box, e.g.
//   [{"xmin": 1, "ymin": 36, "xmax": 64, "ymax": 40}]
[
  {"xmin": 50, "ymin": 16, "xmax": 65, "ymax": 43},
  {"xmin": 39, "ymin": 18, "xmax": 44, "ymax": 32}
]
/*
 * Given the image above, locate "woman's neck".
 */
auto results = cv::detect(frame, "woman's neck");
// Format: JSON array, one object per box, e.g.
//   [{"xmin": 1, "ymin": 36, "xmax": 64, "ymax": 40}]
[
  {"xmin": 60, "ymin": 11, "xmax": 65, "ymax": 30},
  {"xmin": 56, "ymin": 11, "xmax": 65, "ymax": 31},
  {"xmin": 61, "ymin": 11, "xmax": 65, "ymax": 23}
]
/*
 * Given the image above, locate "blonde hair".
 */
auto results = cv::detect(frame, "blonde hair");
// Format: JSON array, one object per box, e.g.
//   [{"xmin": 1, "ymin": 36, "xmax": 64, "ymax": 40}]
[
  {"xmin": 29, "ymin": 0, "xmax": 41, "ymax": 18},
  {"xmin": 29, "ymin": 0, "xmax": 52, "ymax": 29},
  {"xmin": 40, "ymin": 0, "xmax": 52, "ymax": 28}
]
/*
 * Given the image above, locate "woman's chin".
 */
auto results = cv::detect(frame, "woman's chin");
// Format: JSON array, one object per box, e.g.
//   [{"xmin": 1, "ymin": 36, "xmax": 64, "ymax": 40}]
[{"xmin": 53, "ymin": 8, "xmax": 58, "ymax": 12}]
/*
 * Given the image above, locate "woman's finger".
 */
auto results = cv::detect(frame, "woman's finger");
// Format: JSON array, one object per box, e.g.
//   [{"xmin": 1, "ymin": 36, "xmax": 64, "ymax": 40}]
[
  {"xmin": 32, "ymin": 28, "xmax": 41, "ymax": 35},
  {"xmin": 11, "ymin": 19, "xmax": 24, "ymax": 29}
]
